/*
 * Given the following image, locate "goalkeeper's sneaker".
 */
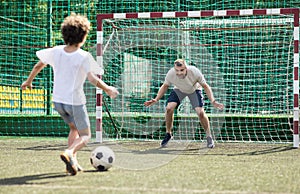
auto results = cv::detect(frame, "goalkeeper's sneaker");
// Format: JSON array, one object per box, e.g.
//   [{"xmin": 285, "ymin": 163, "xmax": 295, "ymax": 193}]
[
  {"xmin": 60, "ymin": 150, "xmax": 77, "ymax": 176},
  {"xmin": 207, "ymin": 136, "xmax": 215, "ymax": 148},
  {"xmin": 161, "ymin": 133, "xmax": 172, "ymax": 147}
]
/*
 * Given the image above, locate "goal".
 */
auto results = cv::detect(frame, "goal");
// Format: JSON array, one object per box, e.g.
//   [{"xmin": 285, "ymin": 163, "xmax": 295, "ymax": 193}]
[{"xmin": 96, "ymin": 8, "xmax": 299, "ymax": 148}]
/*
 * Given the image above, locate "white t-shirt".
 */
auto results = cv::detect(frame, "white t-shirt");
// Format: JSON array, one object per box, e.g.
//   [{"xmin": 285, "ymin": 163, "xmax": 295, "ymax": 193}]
[
  {"xmin": 164, "ymin": 65, "xmax": 206, "ymax": 94},
  {"xmin": 36, "ymin": 45, "xmax": 103, "ymax": 105}
]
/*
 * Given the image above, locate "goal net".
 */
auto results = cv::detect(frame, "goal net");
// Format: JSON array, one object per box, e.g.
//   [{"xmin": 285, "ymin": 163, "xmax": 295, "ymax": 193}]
[{"xmin": 96, "ymin": 9, "xmax": 299, "ymax": 147}]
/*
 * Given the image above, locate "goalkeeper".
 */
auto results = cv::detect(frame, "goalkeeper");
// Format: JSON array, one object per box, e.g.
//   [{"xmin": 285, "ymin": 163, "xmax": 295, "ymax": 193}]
[
  {"xmin": 21, "ymin": 13, "xmax": 119, "ymax": 175},
  {"xmin": 144, "ymin": 59, "xmax": 224, "ymax": 148}
]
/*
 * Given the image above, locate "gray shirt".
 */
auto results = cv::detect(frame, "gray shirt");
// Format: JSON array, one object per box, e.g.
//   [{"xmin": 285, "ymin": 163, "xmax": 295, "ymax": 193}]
[{"xmin": 164, "ymin": 65, "xmax": 206, "ymax": 94}]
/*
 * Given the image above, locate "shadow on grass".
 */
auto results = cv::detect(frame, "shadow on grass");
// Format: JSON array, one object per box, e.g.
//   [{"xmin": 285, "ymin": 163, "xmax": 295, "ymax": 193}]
[
  {"xmin": 82, "ymin": 169, "xmax": 111, "ymax": 173},
  {"xmin": 0, "ymin": 170, "xmax": 107, "ymax": 186},
  {"xmin": 180, "ymin": 144, "xmax": 295, "ymax": 156},
  {"xmin": 226, "ymin": 145, "xmax": 294, "ymax": 156},
  {"xmin": 16, "ymin": 141, "xmax": 295, "ymax": 157},
  {"xmin": 0, "ymin": 172, "xmax": 66, "ymax": 185},
  {"xmin": 112, "ymin": 145, "xmax": 215, "ymax": 156},
  {"xmin": 17, "ymin": 143, "xmax": 66, "ymax": 151}
]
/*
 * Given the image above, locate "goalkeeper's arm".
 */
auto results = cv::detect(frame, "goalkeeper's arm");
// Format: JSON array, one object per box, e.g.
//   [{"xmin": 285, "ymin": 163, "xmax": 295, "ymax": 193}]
[
  {"xmin": 144, "ymin": 83, "xmax": 169, "ymax": 107},
  {"xmin": 201, "ymin": 82, "xmax": 224, "ymax": 110}
]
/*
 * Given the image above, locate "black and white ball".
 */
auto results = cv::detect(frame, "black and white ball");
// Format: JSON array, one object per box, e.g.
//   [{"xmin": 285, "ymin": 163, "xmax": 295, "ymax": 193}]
[{"xmin": 90, "ymin": 146, "xmax": 115, "ymax": 171}]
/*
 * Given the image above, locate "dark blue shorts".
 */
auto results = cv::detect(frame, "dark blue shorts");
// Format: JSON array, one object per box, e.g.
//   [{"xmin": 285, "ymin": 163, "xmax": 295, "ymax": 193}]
[{"xmin": 166, "ymin": 89, "xmax": 204, "ymax": 109}]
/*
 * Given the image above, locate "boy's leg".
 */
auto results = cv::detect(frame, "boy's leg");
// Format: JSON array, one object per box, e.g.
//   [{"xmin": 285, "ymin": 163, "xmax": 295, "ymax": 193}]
[
  {"xmin": 67, "ymin": 127, "xmax": 91, "ymax": 153},
  {"xmin": 67, "ymin": 123, "xmax": 79, "ymax": 147},
  {"xmin": 61, "ymin": 128, "xmax": 91, "ymax": 175},
  {"xmin": 67, "ymin": 122, "xmax": 86, "ymax": 172},
  {"xmin": 59, "ymin": 104, "xmax": 91, "ymax": 175},
  {"xmin": 67, "ymin": 104, "xmax": 91, "ymax": 155}
]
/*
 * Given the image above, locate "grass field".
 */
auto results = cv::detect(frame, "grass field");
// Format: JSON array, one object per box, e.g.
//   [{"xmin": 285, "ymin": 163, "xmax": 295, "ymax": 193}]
[{"xmin": 0, "ymin": 136, "xmax": 299, "ymax": 194}]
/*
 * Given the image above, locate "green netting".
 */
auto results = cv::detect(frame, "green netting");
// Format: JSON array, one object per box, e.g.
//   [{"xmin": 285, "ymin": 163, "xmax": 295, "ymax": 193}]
[
  {"xmin": 0, "ymin": 0, "xmax": 299, "ymax": 143},
  {"xmin": 100, "ymin": 14, "xmax": 295, "ymax": 143}
]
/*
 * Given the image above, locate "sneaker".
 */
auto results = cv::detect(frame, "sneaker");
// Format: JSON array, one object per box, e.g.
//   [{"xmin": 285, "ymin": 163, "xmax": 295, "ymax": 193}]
[
  {"xmin": 60, "ymin": 150, "xmax": 77, "ymax": 175},
  {"xmin": 76, "ymin": 163, "xmax": 84, "ymax": 172},
  {"xmin": 66, "ymin": 162, "xmax": 83, "ymax": 172},
  {"xmin": 73, "ymin": 156, "xmax": 83, "ymax": 172},
  {"xmin": 207, "ymin": 136, "xmax": 215, "ymax": 148},
  {"xmin": 161, "ymin": 133, "xmax": 172, "ymax": 147}
]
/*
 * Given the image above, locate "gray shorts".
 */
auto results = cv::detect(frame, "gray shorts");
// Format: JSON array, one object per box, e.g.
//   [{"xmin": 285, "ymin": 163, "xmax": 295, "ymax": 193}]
[
  {"xmin": 53, "ymin": 102, "xmax": 90, "ymax": 130},
  {"xmin": 167, "ymin": 89, "xmax": 204, "ymax": 109}
]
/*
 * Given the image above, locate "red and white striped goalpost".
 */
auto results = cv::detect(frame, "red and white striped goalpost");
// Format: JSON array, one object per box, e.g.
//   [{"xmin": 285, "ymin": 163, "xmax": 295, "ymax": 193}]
[{"xmin": 96, "ymin": 8, "xmax": 299, "ymax": 147}]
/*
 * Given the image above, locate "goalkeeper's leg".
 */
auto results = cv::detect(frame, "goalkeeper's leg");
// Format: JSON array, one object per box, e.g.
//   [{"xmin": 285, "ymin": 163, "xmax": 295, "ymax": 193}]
[
  {"xmin": 161, "ymin": 102, "xmax": 177, "ymax": 147},
  {"xmin": 195, "ymin": 107, "xmax": 215, "ymax": 148}
]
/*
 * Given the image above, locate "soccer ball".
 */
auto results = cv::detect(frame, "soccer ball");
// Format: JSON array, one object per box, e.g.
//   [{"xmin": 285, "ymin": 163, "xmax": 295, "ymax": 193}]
[{"xmin": 90, "ymin": 146, "xmax": 115, "ymax": 171}]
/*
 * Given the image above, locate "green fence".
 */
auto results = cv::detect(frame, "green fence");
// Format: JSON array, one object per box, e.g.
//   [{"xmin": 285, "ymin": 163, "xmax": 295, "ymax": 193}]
[{"xmin": 0, "ymin": 0, "xmax": 299, "ymax": 143}]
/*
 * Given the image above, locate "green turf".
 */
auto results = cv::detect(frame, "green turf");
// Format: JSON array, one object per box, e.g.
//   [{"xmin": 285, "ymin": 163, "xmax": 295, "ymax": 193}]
[{"xmin": 0, "ymin": 136, "xmax": 299, "ymax": 194}]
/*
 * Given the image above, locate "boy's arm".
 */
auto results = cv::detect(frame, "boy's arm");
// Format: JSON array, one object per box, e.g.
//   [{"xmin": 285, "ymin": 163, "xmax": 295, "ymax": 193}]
[
  {"xmin": 21, "ymin": 61, "xmax": 47, "ymax": 90},
  {"xmin": 87, "ymin": 72, "xmax": 119, "ymax": 99}
]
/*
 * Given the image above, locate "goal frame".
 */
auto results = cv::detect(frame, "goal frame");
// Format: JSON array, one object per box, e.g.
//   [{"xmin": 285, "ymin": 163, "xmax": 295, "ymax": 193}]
[{"xmin": 96, "ymin": 8, "xmax": 299, "ymax": 148}]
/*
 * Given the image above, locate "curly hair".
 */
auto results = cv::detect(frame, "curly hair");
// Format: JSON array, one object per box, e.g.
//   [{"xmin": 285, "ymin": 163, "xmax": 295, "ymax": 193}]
[{"xmin": 61, "ymin": 13, "xmax": 90, "ymax": 46}]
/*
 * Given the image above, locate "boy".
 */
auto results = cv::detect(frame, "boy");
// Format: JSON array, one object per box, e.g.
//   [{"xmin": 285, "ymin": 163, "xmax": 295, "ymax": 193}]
[{"xmin": 21, "ymin": 13, "xmax": 119, "ymax": 175}]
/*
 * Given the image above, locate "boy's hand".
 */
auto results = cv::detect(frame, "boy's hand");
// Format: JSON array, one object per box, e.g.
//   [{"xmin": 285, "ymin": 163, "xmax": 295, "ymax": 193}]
[
  {"xmin": 21, "ymin": 81, "xmax": 33, "ymax": 90},
  {"xmin": 105, "ymin": 86, "xmax": 119, "ymax": 99}
]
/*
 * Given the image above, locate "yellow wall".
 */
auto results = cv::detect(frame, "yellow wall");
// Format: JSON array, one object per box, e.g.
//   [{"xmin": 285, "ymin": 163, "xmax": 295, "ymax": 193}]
[{"xmin": 0, "ymin": 85, "xmax": 46, "ymax": 112}]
